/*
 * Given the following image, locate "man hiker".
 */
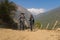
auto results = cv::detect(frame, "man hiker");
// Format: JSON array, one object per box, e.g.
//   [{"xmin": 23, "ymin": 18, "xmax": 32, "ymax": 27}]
[
  {"xmin": 19, "ymin": 13, "xmax": 25, "ymax": 30},
  {"xmin": 29, "ymin": 14, "xmax": 35, "ymax": 31}
]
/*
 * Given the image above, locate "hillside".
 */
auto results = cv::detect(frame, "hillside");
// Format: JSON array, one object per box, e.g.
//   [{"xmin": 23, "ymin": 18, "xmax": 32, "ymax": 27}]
[
  {"xmin": 13, "ymin": 5, "xmax": 31, "ymax": 23},
  {"xmin": 0, "ymin": 5, "xmax": 31, "ymax": 29},
  {"xmin": 36, "ymin": 7, "xmax": 60, "ymax": 29}
]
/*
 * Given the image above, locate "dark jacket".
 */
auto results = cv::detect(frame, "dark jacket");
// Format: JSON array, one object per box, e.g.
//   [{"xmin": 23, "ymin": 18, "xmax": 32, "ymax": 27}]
[{"xmin": 29, "ymin": 17, "xmax": 34, "ymax": 25}]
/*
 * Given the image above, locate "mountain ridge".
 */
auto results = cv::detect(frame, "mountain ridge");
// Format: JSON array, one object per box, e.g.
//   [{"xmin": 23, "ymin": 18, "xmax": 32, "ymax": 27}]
[{"xmin": 36, "ymin": 7, "xmax": 60, "ymax": 29}]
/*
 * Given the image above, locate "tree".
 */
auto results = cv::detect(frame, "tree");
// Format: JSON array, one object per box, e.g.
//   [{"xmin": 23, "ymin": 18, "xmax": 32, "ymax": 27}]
[{"xmin": 0, "ymin": 0, "xmax": 17, "ymax": 26}]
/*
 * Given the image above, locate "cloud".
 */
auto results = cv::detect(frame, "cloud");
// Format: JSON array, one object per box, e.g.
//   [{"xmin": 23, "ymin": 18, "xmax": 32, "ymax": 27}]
[{"xmin": 27, "ymin": 8, "xmax": 45, "ymax": 15}]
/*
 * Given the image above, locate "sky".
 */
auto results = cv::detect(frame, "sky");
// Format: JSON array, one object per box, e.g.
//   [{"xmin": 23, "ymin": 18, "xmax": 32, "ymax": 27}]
[{"xmin": 11, "ymin": 0, "xmax": 60, "ymax": 15}]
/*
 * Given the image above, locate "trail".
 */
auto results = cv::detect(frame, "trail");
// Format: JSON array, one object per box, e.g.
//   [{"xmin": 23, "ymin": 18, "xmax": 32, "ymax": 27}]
[{"xmin": 0, "ymin": 28, "xmax": 60, "ymax": 40}]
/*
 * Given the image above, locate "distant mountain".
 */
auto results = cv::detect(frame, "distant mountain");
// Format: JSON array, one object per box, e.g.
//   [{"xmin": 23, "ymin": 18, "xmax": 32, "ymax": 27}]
[{"xmin": 36, "ymin": 7, "xmax": 60, "ymax": 29}]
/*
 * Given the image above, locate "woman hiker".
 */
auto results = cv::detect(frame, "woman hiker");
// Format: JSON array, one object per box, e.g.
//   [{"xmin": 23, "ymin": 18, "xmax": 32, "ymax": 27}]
[{"xmin": 29, "ymin": 14, "xmax": 35, "ymax": 31}]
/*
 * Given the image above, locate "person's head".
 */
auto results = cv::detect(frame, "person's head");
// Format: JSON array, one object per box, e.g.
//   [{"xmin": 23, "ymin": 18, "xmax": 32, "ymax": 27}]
[
  {"xmin": 20, "ymin": 13, "xmax": 24, "ymax": 16},
  {"xmin": 21, "ymin": 13, "xmax": 24, "ymax": 15}
]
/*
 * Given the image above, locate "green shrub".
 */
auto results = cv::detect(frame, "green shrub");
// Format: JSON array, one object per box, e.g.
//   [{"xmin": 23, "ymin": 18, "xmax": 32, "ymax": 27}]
[{"xmin": 34, "ymin": 21, "xmax": 41, "ymax": 29}]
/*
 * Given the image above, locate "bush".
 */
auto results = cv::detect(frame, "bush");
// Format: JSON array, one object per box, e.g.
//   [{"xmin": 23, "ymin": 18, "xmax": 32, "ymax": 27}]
[{"xmin": 34, "ymin": 21, "xmax": 41, "ymax": 29}]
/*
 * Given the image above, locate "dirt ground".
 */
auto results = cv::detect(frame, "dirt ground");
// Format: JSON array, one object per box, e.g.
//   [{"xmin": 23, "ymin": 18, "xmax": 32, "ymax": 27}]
[{"xmin": 0, "ymin": 28, "xmax": 60, "ymax": 40}]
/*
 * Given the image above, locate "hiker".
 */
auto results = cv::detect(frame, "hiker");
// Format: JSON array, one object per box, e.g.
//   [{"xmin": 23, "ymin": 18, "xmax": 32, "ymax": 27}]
[
  {"xmin": 29, "ymin": 14, "xmax": 35, "ymax": 31},
  {"xmin": 19, "ymin": 13, "xmax": 25, "ymax": 30}
]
